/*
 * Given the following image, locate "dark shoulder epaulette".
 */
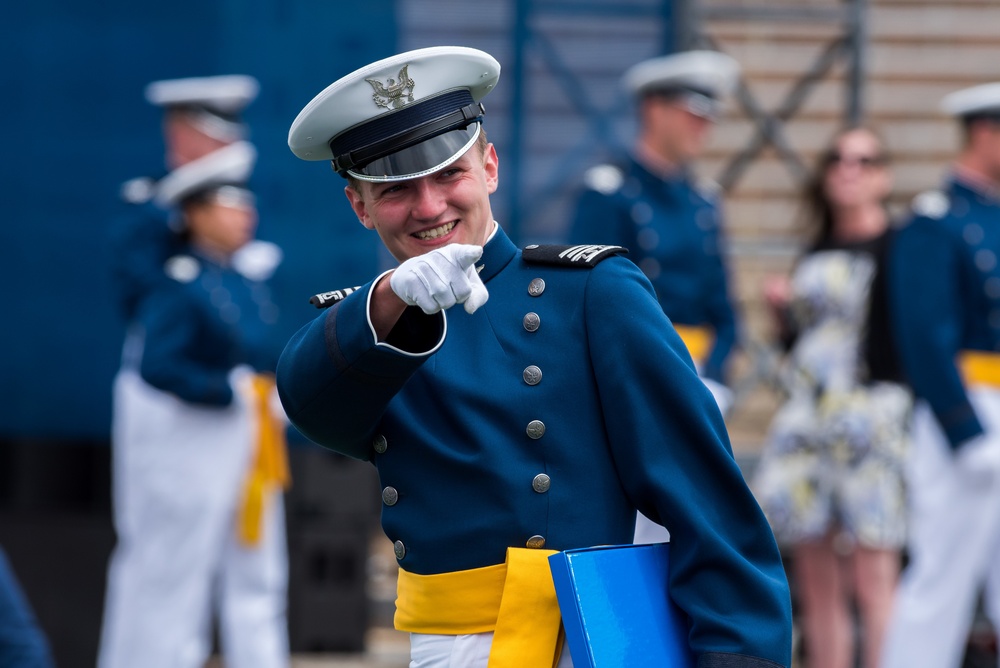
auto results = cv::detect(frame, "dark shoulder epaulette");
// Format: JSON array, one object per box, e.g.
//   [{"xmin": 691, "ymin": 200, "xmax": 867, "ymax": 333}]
[
  {"xmin": 309, "ymin": 286, "xmax": 362, "ymax": 309},
  {"xmin": 521, "ymin": 244, "xmax": 628, "ymax": 268}
]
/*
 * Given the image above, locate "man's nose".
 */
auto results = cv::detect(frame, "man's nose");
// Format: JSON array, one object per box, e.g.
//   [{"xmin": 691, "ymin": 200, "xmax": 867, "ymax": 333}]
[{"xmin": 410, "ymin": 181, "xmax": 447, "ymax": 220}]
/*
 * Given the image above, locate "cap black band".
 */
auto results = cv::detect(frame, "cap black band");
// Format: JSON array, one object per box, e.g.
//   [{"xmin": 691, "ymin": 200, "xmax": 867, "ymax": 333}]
[
  {"xmin": 643, "ymin": 85, "xmax": 715, "ymax": 100},
  {"xmin": 184, "ymin": 183, "xmax": 253, "ymax": 206},
  {"xmin": 329, "ymin": 90, "xmax": 483, "ymax": 174},
  {"xmin": 172, "ymin": 103, "xmax": 242, "ymax": 124},
  {"xmin": 963, "ymin": 110, "xmax": 1000, "ymax": 124}
]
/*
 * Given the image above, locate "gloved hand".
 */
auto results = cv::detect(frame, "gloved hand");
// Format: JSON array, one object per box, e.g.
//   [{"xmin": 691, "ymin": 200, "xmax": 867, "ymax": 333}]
[
  {"xmin": 228, "ymin": 364, "xmax": 255, "ymax": 396},
  {"xmin": 389, "ymin": 244, "xmax": 489, "ymax": 315},
  {"xmin": 956, "ymin": 432, "xmax": 1000, "ymax": 484}
]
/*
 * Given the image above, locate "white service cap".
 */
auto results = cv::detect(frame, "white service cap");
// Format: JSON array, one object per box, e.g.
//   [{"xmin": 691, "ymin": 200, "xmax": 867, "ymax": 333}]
[
  {"xmin": 941, "ymin": 82, "xmax": 1000, "ymax": 120},
  {"xmin": 288, "ymin": 46, "xmax": 501, "ymax": 182},
  {"xmin": 622, "ymin": 50, "xmax": 740, "ymax": 118},
  {"xmin": 145, "ymin": 75, "xmax": 260, "ymax": 141},
  {"xmin": 154, "ymin": 141, "xmax": 257, "ymax": 209}
]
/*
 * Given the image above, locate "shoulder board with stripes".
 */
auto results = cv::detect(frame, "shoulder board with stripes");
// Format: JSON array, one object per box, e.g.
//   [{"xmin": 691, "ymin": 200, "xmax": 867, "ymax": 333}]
[
  {"xmin": 521, "ymin": 244, "xmax": 628, "ymax": 268},
  {"xmin": 309, "ymin": 286, "xmax": 362, "ymax": 309}
]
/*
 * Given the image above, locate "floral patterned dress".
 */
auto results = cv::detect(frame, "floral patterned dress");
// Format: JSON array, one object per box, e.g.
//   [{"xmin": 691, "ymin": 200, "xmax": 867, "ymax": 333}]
[{"xmin": 752, "ymin": 235, "xmax": 912, "ymax": 549}]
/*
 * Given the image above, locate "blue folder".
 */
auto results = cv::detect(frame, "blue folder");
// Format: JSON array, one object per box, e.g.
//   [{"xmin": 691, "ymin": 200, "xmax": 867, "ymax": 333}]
[{"xmin": 548, "ymin": 543, "xmax": 694, "ymax": 668}]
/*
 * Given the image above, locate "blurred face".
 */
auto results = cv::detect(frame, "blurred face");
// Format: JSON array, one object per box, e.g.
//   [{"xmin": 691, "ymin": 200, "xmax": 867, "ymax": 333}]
[
  {"xmin": 345, "ymin": 143, "xmax": 499, "ymax": 262},
  {"xmin": 822, "ymin": 129, "xmax": 891, "ymax": 209},
  {"xmin": 972, "ymin": 120, "xmax": 1000, "ymax": 183},
  {"xmin": 185, "ymin": 198, "xmax": 257, "ymax": 256},
  {"xmin": 163, "ymin": 112, "xmax": 229, "ymax": 169},
  {"xmin": 643, "ymin": 96, "xmax": 715, "ymax": 165}
]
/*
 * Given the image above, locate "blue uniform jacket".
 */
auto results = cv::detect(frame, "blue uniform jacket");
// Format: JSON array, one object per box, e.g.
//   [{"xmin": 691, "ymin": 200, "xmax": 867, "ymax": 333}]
[
  {"xmin": 108, "ymin": 195, "xmax": 185, "ymax": 322},
  {"xmin": 888, "ymin": 175, "xmax": 1000, "ymax": 448},
  {"xmin": 568, "ymin": 155, "xmax": 739, "ymax": 382},
  {"xmin": 277, "ymin": 227, "xmax": 792, "ymax": 667},
  {"xmin": 136, "ymin": 246, "xmax": 281, "ymax": 406}
]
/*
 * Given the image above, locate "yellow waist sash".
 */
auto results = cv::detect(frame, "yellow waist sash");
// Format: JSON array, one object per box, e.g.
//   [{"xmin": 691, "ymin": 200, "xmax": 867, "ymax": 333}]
[
  {"xmin": 237, "ymin": 374, "xmax": 291, "ymax": 546},
  {"xmin": 959, "ymin": 350, "xmax": 1000, "ymax": 388},
  {"xmin": 395, "ymin": 548, "xmax": 564, "ymax": 668},
  {"xmin": 673, "ymin": 324, "xmax": 714, "ymax": 365}
]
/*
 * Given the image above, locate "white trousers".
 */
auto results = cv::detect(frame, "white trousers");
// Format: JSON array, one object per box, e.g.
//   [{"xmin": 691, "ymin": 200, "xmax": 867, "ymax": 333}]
[
  {"xmin": 881, "ymin": 388, "xmax": 1000, "ymax": 668},
  {"xmin": 409, "ymin": 632, "xmax": 574, "ymax": 668},
  {"xmin": 98, "ymin": 370, "xmax": 289, "ymax": 668}
]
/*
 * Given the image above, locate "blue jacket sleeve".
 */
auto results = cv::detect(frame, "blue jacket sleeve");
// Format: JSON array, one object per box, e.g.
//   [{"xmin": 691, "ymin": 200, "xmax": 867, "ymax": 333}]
[
  {"xmin": 584, "ymin": 258, "xmax": 792, "ymax": 667},
  {"xmin": 138, "ymin": 283, "xmax": 233, "ymax": 406},
  {"xmin": 276, "ymin": 280, "xmax": 445, "ymax": 458},
  {"xmin": 107, "ymin": 205, "xmax": 182, "ymax": 321},
  {"xmin": 888, "ymin": 217, "xmax": 982, "ymax": 447}
]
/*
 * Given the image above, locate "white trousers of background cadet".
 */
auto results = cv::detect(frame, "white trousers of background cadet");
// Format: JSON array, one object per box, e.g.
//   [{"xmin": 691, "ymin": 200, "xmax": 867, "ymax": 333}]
[
  {"xmin": 409, "ymin": 632, "xmax": 574, "ymax": 668},
  {"xmin": 98, "ymin": 369, "xmax": 289, "ymax": 668},
  {"xmin": 881, "ymin": 388, "xmax": 1000, "ymax": 668}
]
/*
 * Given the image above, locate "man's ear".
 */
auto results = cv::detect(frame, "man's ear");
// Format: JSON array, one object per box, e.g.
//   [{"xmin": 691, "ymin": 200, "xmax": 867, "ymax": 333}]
[
  {"xmin": 344, "ymin": 185, "xmax": 375, "ymax": 230},
  {"xmin": 483, "ymin": 143, "xmax": 499, "ymax": 195}
]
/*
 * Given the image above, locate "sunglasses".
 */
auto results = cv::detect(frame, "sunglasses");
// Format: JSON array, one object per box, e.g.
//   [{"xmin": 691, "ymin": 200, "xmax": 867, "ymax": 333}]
[{"xmin": 824, "ymin": 151, "xmax": 888, "ymax": 169}]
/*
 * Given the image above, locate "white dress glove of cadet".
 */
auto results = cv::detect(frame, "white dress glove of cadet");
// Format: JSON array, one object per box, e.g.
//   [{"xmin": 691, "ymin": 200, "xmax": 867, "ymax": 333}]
[
  {"xmin": 956, "ymin": 431, "xmax": 1000, "ymax": 483},
  {"xmin": 389, "ymin": 244, "xmax": 489, "ymax": 315}
]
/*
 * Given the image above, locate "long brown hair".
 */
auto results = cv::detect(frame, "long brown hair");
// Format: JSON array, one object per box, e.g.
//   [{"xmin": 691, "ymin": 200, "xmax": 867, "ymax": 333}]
[{"xmin": 802, "ymin": 125, "xmax": 891, "ymax": 251}]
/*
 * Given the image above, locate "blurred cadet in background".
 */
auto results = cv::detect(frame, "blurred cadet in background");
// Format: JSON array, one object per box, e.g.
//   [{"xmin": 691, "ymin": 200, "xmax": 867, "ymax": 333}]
[
  {"xmin": 882, "ymin": 83, "xmax": 1000, "ymax": 668},
  {"xmin": 751, "ymin": 127, "xmax": 911, "ymax": 668},
  {"xmin": 110, "ymin": 75, "xmax": 259, "ymax": 321},
  {"xmin": 99, "ymin": 142, "xmax": 290, "ymax": 668},
  {"xmin": 566, "ymin": 50, "xmax": 742, "ymax": 545},
  {"xmin": 277, "ymin": 45, "xmax": 791, "ymax": 668},
  {"xmin": 567, "ymin": 50, "xmax": 741, "ymax": 414},
  {"xmin": 0, "ymin": 547, "xmax": 54, "ymax": 667}
]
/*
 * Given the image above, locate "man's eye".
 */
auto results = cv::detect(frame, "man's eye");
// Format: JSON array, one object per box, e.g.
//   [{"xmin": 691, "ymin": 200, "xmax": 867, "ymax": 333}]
[{"xmin": 378, "ymin": 184, "xmax": 405, "ymax": 196}]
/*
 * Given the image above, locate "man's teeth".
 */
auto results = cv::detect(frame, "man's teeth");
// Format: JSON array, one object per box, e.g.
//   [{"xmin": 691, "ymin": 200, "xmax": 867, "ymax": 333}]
[{"xmin": 415, "ymin": 222, "xmax": 456, "ymax": 240}]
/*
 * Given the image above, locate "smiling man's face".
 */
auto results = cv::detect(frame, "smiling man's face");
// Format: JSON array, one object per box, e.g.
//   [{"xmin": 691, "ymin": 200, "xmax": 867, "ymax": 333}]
[{"xmin": 344, "ymin": 141, "xmax": 499, "ymax": 263}]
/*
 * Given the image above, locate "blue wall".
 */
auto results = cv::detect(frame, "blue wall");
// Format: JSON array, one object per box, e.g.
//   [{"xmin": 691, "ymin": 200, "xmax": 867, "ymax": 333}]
[{"xmin": 0, "ymin": 1, "xmax": 396, "ymax": 439}]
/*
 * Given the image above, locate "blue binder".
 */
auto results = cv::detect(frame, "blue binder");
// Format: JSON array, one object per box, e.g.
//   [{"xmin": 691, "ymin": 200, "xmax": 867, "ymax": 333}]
[{"xmin": 548, "ymin": 543, "xmax": 694, "ymax": 668}]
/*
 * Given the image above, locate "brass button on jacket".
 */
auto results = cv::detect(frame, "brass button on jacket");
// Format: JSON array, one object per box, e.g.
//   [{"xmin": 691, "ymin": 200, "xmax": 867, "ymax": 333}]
[
  {"xmin": 532, "ymin": 473, "xmax": 551, "ymax": 493},
  {"xmin": 526, "ymin": 535, "xmax": 546, "ymax": 548}
]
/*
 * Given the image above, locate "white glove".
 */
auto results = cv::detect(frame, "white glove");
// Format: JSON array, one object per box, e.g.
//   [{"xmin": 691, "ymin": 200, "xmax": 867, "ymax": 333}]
[
  {"xmin": 389, "ymin": 244, "xmax": 489, "ymax": 315},
  {"xmin": 956, "ymin": 432, "xmax": 1000, "ymax": 483},
  {"xmin": 227, "ymin": 364, "xmax": 255, "ymax": 399}
]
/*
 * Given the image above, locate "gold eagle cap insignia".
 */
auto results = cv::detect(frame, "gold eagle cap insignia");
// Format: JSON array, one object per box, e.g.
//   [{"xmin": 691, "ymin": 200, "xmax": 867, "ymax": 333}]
[{"xmin": 366, "ymin": 64, "xmax": 416, "ymax": 110}]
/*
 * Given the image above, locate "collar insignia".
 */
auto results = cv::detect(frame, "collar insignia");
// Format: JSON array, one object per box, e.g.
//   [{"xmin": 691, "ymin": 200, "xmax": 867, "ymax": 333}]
[{"xmin": 366, "ymin": 64, "xmax": 415, "ymax": 110}]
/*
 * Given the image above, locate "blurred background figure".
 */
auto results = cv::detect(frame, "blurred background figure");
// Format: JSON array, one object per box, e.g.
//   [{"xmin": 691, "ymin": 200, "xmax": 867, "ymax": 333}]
[
  {"xmin": 566, "ymin": 49, "xmax": 741, "ymax": 413},
  {"xmin": 881, "ymin": 83, "xmax": 1000, "ymax": 668},
  {"xmin": 751, "ymin": 127, "xmax": 911, "ymax": 668},
  {"xmin": 0, "ymin": 547, "xmax": 54, "ymax": 667},
  {"xmin": 565, "ymin": 49, "xmax": 742, "ymax": 545},
  {"xmin": 110, "ymin": 75, "xmax": 260, "ymax": 323},
  {"xmin": 98, "ymin": 142, "xmax": 290, "ymax": 668}
]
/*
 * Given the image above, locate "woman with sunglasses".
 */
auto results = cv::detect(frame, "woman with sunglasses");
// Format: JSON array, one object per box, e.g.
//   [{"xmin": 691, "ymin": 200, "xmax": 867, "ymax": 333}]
[{"xmin": 752, "ymin": 126, "xmax": 912, "ymax": 668}]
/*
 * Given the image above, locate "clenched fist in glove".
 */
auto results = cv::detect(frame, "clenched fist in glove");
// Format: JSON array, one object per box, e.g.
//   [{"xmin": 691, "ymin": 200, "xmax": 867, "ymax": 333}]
[{"xmin": 389, "ymin": 244, "xmax": 489, "ymax": 315}]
